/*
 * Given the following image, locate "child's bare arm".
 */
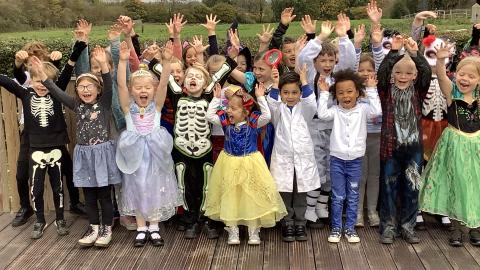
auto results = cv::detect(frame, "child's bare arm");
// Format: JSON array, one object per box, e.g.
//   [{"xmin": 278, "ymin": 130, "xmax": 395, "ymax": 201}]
[
  {"xmin": 435, "ymin": 43, "xmax": 455, "ymax": 105},
  {"xmin": 156, "ymin": 41, "xmax": 173, "ymax": 111},
  {"xmin": 117, "ymin": 42, "xmax": 131, "ymax": 114}
]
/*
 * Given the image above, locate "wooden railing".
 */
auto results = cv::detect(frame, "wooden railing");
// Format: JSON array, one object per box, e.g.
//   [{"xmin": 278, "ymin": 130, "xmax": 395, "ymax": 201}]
[{"xmin": 402, "ymin": 9, "xmax": 471, "ymax": 19}]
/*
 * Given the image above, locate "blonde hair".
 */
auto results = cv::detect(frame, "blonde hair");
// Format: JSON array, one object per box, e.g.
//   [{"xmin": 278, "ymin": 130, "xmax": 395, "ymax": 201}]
[
  {"xmin": 456, "ymin": 56, "xmax": 480, "ymax": 76},
  {"xmin": 206, "ymin": 54, "xmax": 226, "ymax": 74},
  {"xmin": 22, "ymin": 41, "xmax": 49, "ymax": 61},
  {"xmin": 185, "ymin": 63, "xmax": 211, "ymax": 89},
  {"xmin": 28, "ymin": 62, "xmax": 59, "ymax": 81},
  {"xmin": 129, "ymin": 64, "xmax": 158, "ymax": 87},
  {"xmin": 393, "ymin": 54, "xmax": 417, "ymax": 74}
]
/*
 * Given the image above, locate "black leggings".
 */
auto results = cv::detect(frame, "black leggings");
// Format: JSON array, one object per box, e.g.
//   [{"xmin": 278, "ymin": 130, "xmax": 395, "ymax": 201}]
[{"xmin": 84, "ymin": 186, "xmax": 114, "ymax": 226}]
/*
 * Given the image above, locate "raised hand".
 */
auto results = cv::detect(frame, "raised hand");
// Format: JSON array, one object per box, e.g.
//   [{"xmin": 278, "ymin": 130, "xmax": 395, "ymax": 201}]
[
  {"xmin": 255, "ymin": 82, "xmax": 266, "ymax": 97},
  {"xmin": 213, "ymin": 83, "xmax": 221, "ymax": 98},
  {"xmin": 354, "ymin": 24, "xmax": 366, "ymax": 48},
  {"xmin": 257, "ymin": 24, "xmax": 274, "ymax": 44},
  {"xmin": 163, "ymin": 40, "xmax": 174, "ymax": 61},
  {"xmin": 29, "ymin": 56, "xmax": 47, "ymax": 81},
  {"xmin": 434, "ymin": 42, "xmax": 455, "ymax": 59},
  {"xmin": 119, "ymin": 41, "xmax": 130, "ymax": 61},
  {"xmin": 294, "ymin": 34, "xmax": 308, "ymax": 56},
  {"xmin": 404, "ymin": 37, "xmax": 418, "ymax": 54},
  {"xmin": 318, "ymin": 21, "xmax": 334, "ymax": 41},
  {"xmin": 92, "ymin": 46, "xmax": 107, "ymax": 64},
  {"xmin": 118, "ymin": 15, "xmax": 134, "ymax": 35},
  {"xmin": 141, "ymin": 43, "xmax": 160, "ymax": 62},
  {"xmin": 228, "ymin": 28, "xmax": 240, "ymax": 49},
  {"xmin": 50, "ymin": 51, "xmax": 62, "ymax": 61},
  {"xmin": 370, "ymin": 23, "xmax": 384, "ymax": 46},
  {"xmin": 172, "ymin": 13, "xmax": 187, "ymax": 36},
  {"xmin": 108, "ymin": 23, "xmax": 122, "ymax": 40},
  {"xmin": 190, "ymin": 35, "xmax": 209, "ymax": 54},
  {"xmin": 317, "ymin": 76, "xmax": 329, "ymax": 92},
  {"xmin": 76, "ymin": 19, "xmax": 92, "ymax": 37},
  {"xmin": 335, "ymin": 13, "xmax": 349, "ymax": 37},
  {"xmin": 15, "ymin": 50, "xmax": 29, "ymax": 66},
  {"xmin": 413, "ymin": 11, "xmax": 437, "ymax": 27},
  {"xmin": 298, "ymin": 64, "xmax": 308, "ymax": 86},
  {"xmin": 300, "ymin": 15, "xmax": 317, "ymax": 34},
  {"xmin": 367, "ymin": 0, "xmax": 383, "ymax": 25},
  {"xmin": 281, "ymin": 7, "xmax": 296, "ymax": 25},
  {"xmin": 365, "ymin": 74, "xmax": 378, "ymax": 88},
  {"xmin": 201, "ymin": 14, "xmax": 220, "ymax": 36},
  {"xmin": 227, "ymin": 45, "xmax": 240, "ymax": 59},
  {"xmin": 425, "ymin": 23, "xmax": 437, "ymax": 34},
  {"xmin": 271, "ymin": 67, "xmax": 279, "ymax": 87},
  {"xmin": 391, "ymin": 35, "xmax": 404, "ymax": 51}
]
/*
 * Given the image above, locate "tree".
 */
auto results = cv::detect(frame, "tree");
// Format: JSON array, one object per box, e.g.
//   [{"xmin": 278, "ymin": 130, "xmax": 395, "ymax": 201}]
[
  {"xmin": 124, "ymin": 0, "xmax": 147, "ymax": 20},
  {"xmin": 212, "ymin": 3, "xmax": 237, "ymax": 23},
  {"xmin": 390, "ymin": 0, "xmax": 409, "ymax": 18}
]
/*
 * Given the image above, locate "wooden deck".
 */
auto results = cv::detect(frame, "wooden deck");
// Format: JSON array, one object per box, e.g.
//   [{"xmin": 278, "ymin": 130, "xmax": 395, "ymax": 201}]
[{"xmin": 1, "ymin": 212, "xmax": 480, "ymax": 270}]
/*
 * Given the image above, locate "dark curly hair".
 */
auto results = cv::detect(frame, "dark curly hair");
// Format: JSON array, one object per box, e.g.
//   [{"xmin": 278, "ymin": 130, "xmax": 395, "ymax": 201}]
[
  {"xmin": 279, "ymin": 71, "xmax": 301, "ymax": 90},
  {"xmin": 329, "ymin": 69, "xmax": 365, "ymax": 100}
]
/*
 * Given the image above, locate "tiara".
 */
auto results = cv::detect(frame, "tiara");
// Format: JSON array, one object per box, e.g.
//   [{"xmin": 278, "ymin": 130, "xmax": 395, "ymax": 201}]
[{"xmin": 131, "ymin": 64, "xmax": 153, "ymax": 79}]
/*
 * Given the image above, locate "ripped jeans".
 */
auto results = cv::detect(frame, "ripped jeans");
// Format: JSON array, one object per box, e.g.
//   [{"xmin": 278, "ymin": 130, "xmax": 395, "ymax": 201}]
[
  {"xmin": 330, "ymin": 156, "xmax": 363, "ymax": 230},
  {"xmin": 379, "ymin": 144, "xmax": 422, "ymax": 235}
]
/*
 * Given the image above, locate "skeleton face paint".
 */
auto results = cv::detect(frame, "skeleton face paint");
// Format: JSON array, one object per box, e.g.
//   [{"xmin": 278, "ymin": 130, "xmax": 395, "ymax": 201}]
[
  {"xmin": 185, "ymin": 68, "xmax": 206, "ymax": 97},
  {"xmin": 131, "ymin": 76, "xmax": 155, "ymax": 107},
  {"xmin": 31, "ymin": 77, "xmax": 49, "ymax": 97},
  {"xmin": 423, "ymin": 37, "xmax": 455, "ymax": 67},
  {"xmin": 382, "ymin": 37, "xmax": 393, "ymax": 55}
]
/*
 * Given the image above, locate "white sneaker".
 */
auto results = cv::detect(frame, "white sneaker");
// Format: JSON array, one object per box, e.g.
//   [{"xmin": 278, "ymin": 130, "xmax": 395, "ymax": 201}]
[
  {"xmin": 94, "ymin": 225, "xmax": 112, "ymax": 247},
  {"xmin": 328, "ymin": 228, "xmax": 342, "ymax": 243},
  {"xmin": 224, "ymin": 226, "xmax": 240, "ymax": 245},
  {"xmin": 78, "ymin": 224, "xmax": 99, "ymax": 247},
  {"xmin": 248, "ymin": 227, "xmax": 261, "ymax": 245},
  {"xmin": 345, "ymin": 229, "xmax": 361, "ymax": 243}
]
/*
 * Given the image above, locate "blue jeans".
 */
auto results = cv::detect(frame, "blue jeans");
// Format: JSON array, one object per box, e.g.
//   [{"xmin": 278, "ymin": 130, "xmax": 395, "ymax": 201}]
[
  {"xmin": 379, "ymin": 144, "xmax": 422, "ymax": 235},
  {"xmin": 330, "ymin": 156, "xmax": 363, "ymax": 230}
]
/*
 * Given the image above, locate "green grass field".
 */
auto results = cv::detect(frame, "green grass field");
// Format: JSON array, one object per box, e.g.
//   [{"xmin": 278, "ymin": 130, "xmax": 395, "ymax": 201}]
[{"xmin": 0, "ymin": 18, "xmax": 473, "ymax": 43}]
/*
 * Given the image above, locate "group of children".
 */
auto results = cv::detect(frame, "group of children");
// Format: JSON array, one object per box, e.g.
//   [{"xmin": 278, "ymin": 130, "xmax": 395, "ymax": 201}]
[{"xmin": 1, "ymin": 0, "xmax": 479, "ymax": 249}]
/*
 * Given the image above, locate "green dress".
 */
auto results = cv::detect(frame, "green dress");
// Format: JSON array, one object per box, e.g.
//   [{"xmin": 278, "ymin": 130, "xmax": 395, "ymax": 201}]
[{"xmin": 419, "ymin": 98, "xmax": 480, "ymax": 228}]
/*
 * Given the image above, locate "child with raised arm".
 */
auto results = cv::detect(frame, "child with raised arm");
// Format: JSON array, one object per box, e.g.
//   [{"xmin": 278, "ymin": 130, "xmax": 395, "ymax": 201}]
[
  {"xmin": 36, "ymin": 47, "xmax": 121, "ymax": 247},
  {"xmin": 420, "ymin": 43, "xmax": 480, "ymax": 247},
  {"xmin": 297, "ymin": 15, "xmax": 356, "ymax": 228},
  {"xmin": 116, "ymin": 41, "xmax": 182, "ymax": 247},
  {"xmin": 204, "ymin": 83, "xmax": 286, "ymax": 245},
  {"xmin": 377, "ymin": 36, "xmax": 432, "ymax": 244},
  {"xmin": 268, "ymin": 66, "xmax": 320, "ymax": 242},
  {"xmin": 317, "ymin": 70, "xmax": 381, "ymax": 243}
]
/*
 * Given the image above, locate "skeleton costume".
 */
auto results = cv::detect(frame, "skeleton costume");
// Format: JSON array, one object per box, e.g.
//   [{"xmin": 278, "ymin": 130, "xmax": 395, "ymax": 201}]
[
  {"xmin": 42, "ymin": 73, "xmax": 121, "ymax": 227},
  {"xmin": 152, "ymin": 57, "xmax": 237, "ymax": 226},
  {"xmin": 0, "ymin": 75, "xmax": 71, "ymax": 223},
  {"xmin": 376, "ymin": 50, "xmax": 432, "ymax": 236}
]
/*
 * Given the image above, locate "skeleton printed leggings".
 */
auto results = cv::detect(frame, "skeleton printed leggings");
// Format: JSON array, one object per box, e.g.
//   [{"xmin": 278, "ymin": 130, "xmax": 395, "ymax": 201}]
[
  {"xmin": 30, "ymin": 147, "xmax": 64, "ymax": 223},
  {"xmin": 174, "ymin": 152, "xmax": 213, "ymax": 225}
]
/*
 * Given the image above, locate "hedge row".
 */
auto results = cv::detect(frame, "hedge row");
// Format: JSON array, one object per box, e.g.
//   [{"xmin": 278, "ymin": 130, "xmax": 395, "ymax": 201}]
[{"xmin": 0, "ymin": 30, "xmax": 471, "ymax": 76}]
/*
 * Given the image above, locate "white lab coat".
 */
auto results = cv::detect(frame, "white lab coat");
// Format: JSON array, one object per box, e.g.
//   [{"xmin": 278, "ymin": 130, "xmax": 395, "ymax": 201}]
[{"xmin": 267, "ymin": 89, "xmax": 321, "ymax": 193}]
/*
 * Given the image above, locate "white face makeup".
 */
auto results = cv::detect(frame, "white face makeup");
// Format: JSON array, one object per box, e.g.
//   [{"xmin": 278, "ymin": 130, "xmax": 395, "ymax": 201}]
[
  {"xmin": 185, "ymin": 68, "xmax": 206, "ymax": 97},
  {"xmin": 423, "ymin": 37, "xmax": 455, "ymax": 67}
]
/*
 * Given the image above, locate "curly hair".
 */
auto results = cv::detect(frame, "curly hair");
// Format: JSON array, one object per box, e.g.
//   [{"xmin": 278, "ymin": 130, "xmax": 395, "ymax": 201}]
[{"xmin": 329, "ymin": 69, "xmax": 365, "ymax": 99}]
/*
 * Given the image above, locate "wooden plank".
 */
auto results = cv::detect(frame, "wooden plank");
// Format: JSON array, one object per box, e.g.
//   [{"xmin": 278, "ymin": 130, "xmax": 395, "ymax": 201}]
[
  {"xmin": 106, "ymin": 230, "xmax": 146, "ymax": 270},
  {"xmin": 311, "ymin": 227, "xmax": 342, "ymax": 270},
  {"xmin": 0, "ymin": 213, "xmax": 15, "ymax": 232},
  {"xmin": 465, "ymin": 238, "xmax": 480, "ymax": 267},
  {"xmin": 337, "ymin": 231, "xmax": 370, "ymax": 270},
  {"xmin": 263, "ymin": 226, "xmax": 289, "ymax": 270},
  {"xmin": 236, "ymin": 227, "xmax": 263, "ymax": 270},
  {"xmin": 288, "ymin": 229, "xmax": 316, "ymax": 270},
  {"xmin": 358, "ymin": 227, "xmax": 396, "ymax": 270},
  {"xmin": 412, "ymin": 229, "xmax": 453, "ymax": 270},
  {"xmin": 387, "ymin": 236, "xmax": 424, "ymax": 270},
  {"xmin": 0, "ymin": 90, "xmax": 9, "ymax": 212},
  {"xmin": 0, "ymin": 214, "xmax": 35, "ymax": 251},
  {"xmin": 210, "ymin": 228, "xmax": 239, "ymax": 270},
  {"xmin": 0, "ymin": 213, "xmax": 55, "ymax": 270},
  {"xmin": 57, "ymin": 223, "xmax": 131, "ymax": 270},
  {"xmin": 427, "ymin": 223, "xmax": 480, "ymax": 270},
  {"xmin": 187, "ymin": 226, "xmax": 218, "ymax": 270},
  {"xmin": 0, "ymin": 90, "xmax": 20, "ymax": 212},
  {"xmin": 133, "ymin": 223, "xmax": 177, "ymax": 269},
  {"xmin": 31, "ymin": 217, "xmax": 88, "ymax": 270},
  {"xmin": 6, "ymin": 214, "xmax": 77, "ymax": 270},
  {"xmin": 93, "ymin": 228, "xmax": 138, "ymax": 269},
  {"xmin": 161, "ymin": 227, "xmax": 202, "ymax": 270}
]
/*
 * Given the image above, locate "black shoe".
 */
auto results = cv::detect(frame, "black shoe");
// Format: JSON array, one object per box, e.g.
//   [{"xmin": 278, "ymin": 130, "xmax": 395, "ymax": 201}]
[
  {"xmin": 12, "ymin": 207, "xmax": 34, "ymax": 227},
  {"xmin": 306, "ymin": 219, "xmax": 325, "ymax": 229},
  {"xmin": 380, "ymin": 228, "xmax": 395, "ymax": 244},
  {"xmin": 402, "ymin": 229, "xmax": 420, "ymax": 244},
  {"xmin": 70, "ymin": 203, "xmax": 87, "ymax": 216},
  {"xmin": 282, "ymin": 225, "xmax": 295, "ymax": 242},
  {"xmin": 134, "ymin": 231, "xmax": 149, "ymax": 247},
  {"xmin": 149, "ymin": 231, "xmax": 165, "ymax": 246},
  {"xmin": 415, "ymin": 221, "xmax": 426, "ymax": 231},
  {"xmin": 449, "ymin": 229, "xmax": 464, "ymax": 247},
  {"xmin": 184, "ymin": 223, "xmax": 201, "ymax": 239},
  {"xmin": 55, "ymin": 219, "xmax": 69, "ymax": 236},
  {"xmin": 205, "ymin": 221, "xmax": 219, "ymax": 239},
  {"xmin": 31, "ymin": 222, "xmax": 46, "ymax": 239},
  {"xmin": 295, "ymin": 225, "xmax": 307, "ymax": 241},
  {"xmin": 470, "ymin": 229, "xmax": 480, "ymax": 246}
]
